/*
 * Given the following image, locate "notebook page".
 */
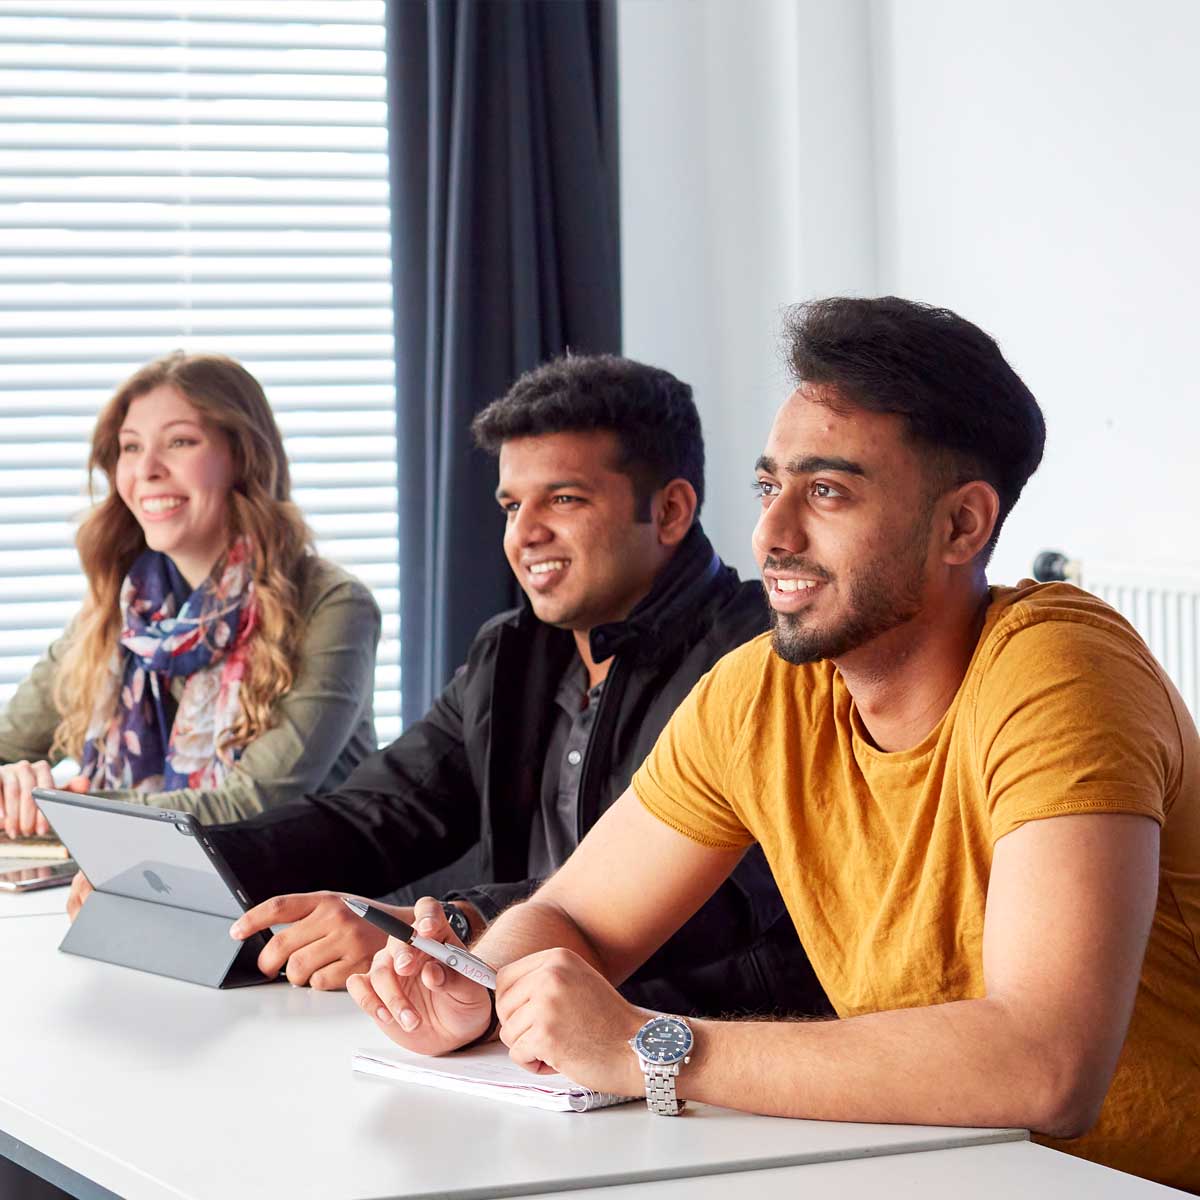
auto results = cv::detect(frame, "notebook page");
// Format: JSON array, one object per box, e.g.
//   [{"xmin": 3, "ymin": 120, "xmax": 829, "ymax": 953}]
[{"xmin": 352, "ymin": 1043, "xmax": 637, "ymax": 1112}]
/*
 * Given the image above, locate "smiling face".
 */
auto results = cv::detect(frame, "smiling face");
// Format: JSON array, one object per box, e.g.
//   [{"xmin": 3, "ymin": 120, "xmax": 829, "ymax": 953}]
[
  {"xmin": 497, "ymin": 429, "xmax": 669, "ymax": 632},
  {"xmin": 114, "ymin": 384, "xmax": 236, "ymax": 588},
  {"xmin": 752, "ymin": 384, "xmax": 942, "ymax": 665}
]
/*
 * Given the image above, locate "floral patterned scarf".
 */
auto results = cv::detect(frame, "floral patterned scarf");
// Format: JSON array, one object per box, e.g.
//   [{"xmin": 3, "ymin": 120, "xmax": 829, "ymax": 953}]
[{"xmin": 81, "ymin": 539, "xmax": 258, "ymax": 793}]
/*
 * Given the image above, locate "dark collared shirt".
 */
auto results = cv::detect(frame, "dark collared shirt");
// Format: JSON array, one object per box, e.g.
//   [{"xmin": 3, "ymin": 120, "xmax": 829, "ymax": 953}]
[{"xmin": 527, "ymin": 657, "xmax": 604, "ymax": 878}]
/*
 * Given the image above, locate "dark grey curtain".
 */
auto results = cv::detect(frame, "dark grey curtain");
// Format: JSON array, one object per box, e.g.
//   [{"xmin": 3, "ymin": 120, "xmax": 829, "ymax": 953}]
[{"xmin": 387, "ymin": 0, "xmax": 622, "ymax": 729}]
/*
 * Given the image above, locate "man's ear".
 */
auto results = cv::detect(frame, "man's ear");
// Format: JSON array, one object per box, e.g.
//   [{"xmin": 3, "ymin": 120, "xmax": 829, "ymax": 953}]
[
  {"xmin": 941, "ymin": 480, "xmax": 999, "ymax": 565},
  {"xmin": 654, "ymin": 478, "xmax": 698, "ymax": 547}
]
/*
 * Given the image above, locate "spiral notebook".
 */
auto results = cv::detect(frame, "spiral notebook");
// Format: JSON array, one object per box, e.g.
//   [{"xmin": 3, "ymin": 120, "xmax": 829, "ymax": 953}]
[{"xmin": 352, "ymin": 1043, "xmax": 638, "ymax": 1112}]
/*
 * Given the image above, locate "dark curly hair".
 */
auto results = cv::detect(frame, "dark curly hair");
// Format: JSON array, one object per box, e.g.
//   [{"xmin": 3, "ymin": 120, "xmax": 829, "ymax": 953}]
[
  {"xmin": 471, "ymin": 354, "xmax": 705, "ymax": 520},
  {"xmin": 783, "ymin": 296, "xmax": 1045, "ymax": 557}
]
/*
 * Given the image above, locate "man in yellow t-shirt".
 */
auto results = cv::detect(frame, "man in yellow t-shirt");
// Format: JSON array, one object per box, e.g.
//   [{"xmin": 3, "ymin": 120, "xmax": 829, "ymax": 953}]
[{"xmin": 346, "ymin": 297, "xmax": 1200, "ymax": 1192}]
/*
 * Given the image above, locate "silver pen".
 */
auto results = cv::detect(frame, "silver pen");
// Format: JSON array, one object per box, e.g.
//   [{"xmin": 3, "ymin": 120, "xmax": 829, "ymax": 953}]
[{"xmin": 341, "ymin": 897, "xmax": 498, "ymax": 989}]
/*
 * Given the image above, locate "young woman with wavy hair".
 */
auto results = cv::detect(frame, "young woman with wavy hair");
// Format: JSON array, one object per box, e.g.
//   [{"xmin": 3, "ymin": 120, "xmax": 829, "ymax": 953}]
[{"xmin": 0, "ymin": 352, "xmax": 380, "ymax": 838}]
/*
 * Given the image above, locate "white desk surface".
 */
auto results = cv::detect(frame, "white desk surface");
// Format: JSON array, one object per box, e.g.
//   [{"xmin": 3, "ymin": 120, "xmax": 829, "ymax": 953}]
[
  {"xmin": 0, "ymin": 914, "xmax": 1025, "ymax": 1200},
  {"xmin": 520, "ymin": 1141, "xmax": 1187, "ymax": 1199}
]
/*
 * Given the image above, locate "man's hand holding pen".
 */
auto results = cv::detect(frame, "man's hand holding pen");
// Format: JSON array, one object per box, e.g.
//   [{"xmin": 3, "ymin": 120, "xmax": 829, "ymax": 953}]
[
  {"xmin": 345, "ymin": 895, "xmax": 648, "ymax": 1098},
  {"xmin": 346, "ymin": 897, "xmax": 494, "ymax": 1056}
]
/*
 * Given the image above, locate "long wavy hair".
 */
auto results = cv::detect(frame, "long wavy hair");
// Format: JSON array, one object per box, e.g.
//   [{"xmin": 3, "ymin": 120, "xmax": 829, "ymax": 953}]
[{"xmin": 52, "ymin": 352, "xmax": 315, "ymax": 764}]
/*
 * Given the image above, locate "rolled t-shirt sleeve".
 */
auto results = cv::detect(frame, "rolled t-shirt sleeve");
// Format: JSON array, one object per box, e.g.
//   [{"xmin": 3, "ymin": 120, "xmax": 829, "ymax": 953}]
[
  {"xmin": 632, "ymin": 638, "xmax": 765, "ymax": 850},
  {"xmin": 974, "ymin": 616, "xmax": 1179, "ymax": 840}
]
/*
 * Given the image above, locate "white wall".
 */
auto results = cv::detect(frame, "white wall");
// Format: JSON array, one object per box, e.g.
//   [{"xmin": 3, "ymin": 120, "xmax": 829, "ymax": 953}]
[
  {"xmin": 619, "ymin": 0, "xmax": 1200, "ymax": 584},
  {"xmin": 872, "ymin": 0, "xmax": 1200, "ymax": 583},
  {"xmin": 618, "ymin": 0, "xmax": 876, "ymax": 577}
]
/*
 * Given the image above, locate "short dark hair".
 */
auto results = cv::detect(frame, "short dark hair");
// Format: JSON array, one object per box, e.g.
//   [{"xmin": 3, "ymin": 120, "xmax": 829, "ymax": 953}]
[
  {"xmin": 471, "ymin": 354, "xmax": 705, "ymax": 518},
  {"xmin": 782, "ymin": 297, "xmax": 1045, "ymax": 557}
]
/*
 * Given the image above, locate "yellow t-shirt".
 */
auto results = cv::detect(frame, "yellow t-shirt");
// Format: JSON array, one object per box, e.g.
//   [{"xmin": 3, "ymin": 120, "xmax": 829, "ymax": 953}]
[{"xmin": 632, "ymin": 582, "xmax": 1200, "ymax": 1192}]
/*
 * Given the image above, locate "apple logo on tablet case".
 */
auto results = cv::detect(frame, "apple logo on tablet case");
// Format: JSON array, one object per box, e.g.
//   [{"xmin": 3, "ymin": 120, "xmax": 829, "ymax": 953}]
[{"xmin": 143, "ymin": 869, "xmax": 171, "ymax": 895}]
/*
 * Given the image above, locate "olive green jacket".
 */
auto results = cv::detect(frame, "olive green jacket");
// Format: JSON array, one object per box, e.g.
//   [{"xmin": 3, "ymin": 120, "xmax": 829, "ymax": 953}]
[{"xmin": 0, "ymin": 556, "xmax": 380, "ymax": 824}]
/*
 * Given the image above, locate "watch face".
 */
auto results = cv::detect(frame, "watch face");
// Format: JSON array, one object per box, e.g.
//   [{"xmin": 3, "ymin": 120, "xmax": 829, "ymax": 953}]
[
  {"xmin": 441, "ymin": 903, "xmax": 470, "ymax": 943},
  {"xmin": 633, "ymin": 1016, "xmax": 693, "ymax": 1065}
]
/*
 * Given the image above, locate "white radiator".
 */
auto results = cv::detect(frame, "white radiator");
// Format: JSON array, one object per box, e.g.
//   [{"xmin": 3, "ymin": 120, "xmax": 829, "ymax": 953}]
[{"xmin": 1033, "ymin": 552, "xmax": 1199, "ymax": 721}]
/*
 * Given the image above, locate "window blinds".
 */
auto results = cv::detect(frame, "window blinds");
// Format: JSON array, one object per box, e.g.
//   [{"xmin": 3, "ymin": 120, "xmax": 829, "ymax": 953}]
[{"xmin": 0, "ymin": 0, "xmax": 401, "ymax": 745}]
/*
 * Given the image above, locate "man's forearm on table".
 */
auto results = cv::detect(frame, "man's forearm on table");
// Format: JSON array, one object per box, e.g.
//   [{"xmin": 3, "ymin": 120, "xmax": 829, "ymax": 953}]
[{"xmin": 678, "ymin": 995, "xmax": 1110, "ymax": 1138}]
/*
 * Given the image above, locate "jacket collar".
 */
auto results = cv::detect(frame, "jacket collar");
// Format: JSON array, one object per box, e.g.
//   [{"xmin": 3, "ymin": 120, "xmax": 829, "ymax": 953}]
[
  {"xmin": 587, "ymin": 522, "xmax": 731, "ymax": 664},
  {"xmin": 507, "ymin": 523, "xmax": 738, "ymax": 664}
]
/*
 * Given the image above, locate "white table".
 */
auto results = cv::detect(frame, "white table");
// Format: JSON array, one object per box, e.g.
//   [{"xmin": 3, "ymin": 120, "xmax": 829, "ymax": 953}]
[
  {"xmin": 0, "ymin": 914, "xmax": 1025, "ymax": 1200},
  {"xmin": 519, "ymin": 1141, "xmax": 1188, "ymax": 1198}
]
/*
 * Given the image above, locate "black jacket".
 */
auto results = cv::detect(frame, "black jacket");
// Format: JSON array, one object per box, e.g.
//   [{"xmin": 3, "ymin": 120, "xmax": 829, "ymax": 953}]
[{"xmin": 209, "ymin": 525, "xmax": 830, "ymax": 1017}]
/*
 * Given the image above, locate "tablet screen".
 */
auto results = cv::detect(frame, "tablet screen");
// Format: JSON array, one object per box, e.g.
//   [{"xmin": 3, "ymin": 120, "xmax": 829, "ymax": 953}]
[{"xmin": 34, "ymin": 791, "xmax": 244, "ymax": 919}]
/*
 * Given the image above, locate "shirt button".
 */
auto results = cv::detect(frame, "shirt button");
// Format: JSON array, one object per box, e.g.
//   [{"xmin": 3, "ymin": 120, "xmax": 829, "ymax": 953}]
[{"xmin": 567, "ymin": 750, "xmax": 582, "ymax": 766}]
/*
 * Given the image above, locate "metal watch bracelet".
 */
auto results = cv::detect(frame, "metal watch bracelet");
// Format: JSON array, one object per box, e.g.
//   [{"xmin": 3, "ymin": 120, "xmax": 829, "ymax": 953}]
[{"xmin": 643, "ymin": 1064, "xmax": 685, "ymax": 1115}]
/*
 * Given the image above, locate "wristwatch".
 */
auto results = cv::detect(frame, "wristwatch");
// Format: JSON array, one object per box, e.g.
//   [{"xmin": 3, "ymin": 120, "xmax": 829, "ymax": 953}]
[
  {"xmin": 629, "ymin": 1014, "xmax": 693, "ymax": 1115},
  {"xmin": 439, "ymin": 901, "xmax": 472, "ymax": 945}
]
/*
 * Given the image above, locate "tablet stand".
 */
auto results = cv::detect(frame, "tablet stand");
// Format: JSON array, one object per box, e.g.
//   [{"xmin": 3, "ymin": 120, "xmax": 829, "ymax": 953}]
[{"xmin": 59, "ymin": 890, "xmax": 269, "ymax": 988}]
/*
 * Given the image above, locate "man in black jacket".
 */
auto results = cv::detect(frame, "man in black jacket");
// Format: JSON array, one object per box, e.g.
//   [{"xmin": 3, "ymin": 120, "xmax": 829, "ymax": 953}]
[{"xmin": 214, "ymin": 355, "xmax": 828, "ymax": 1017}]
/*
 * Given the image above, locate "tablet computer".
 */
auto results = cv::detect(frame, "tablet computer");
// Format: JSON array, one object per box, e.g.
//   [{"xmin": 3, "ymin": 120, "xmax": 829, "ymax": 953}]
[{"xmin": 31, "ymin": 787, "xmax": 276, "ymax": 987}]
